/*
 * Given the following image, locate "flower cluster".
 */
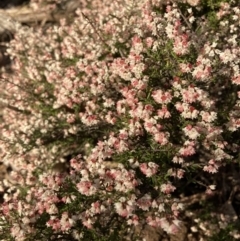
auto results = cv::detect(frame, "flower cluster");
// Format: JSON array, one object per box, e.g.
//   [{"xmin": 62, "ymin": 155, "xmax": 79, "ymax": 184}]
[{"xmin": 0, "ymin": 0, "xmax": 239, "ymax": 240}]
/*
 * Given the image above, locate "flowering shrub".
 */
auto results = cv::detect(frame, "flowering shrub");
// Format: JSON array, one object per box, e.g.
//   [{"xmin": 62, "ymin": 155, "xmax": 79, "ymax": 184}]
[{"xmin": 0, "ymin": 0, "xmax": 239, "ymax": 240}]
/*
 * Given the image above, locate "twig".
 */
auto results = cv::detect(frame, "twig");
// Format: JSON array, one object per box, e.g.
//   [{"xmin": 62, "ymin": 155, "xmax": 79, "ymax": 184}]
[
  {"xmin": 181, "ymin": 192, "xmax": 217, "ymax": 207},
  {"xmin": 0, "ymin": 1, "xmax": 81, "ymax": 35},
  {"xmin": 81, "ymin": 12, "xmax": 110, "ymax": 49}
]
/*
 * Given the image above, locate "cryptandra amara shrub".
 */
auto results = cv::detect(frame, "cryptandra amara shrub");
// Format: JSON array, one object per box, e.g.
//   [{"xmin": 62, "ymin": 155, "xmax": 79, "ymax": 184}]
[{"xmin": 0, "ymin": 0, "xmax": 239, "ymax": 240}]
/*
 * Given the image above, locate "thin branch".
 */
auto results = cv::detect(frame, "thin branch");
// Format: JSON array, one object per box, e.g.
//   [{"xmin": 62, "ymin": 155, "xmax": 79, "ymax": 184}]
[
  {"xmin": 81, "ymin": 12, "xmax": 111, "ymax": 49},
  {"xmin": 181, "ymin": 191, "xmax": 217, "ymax": 207}
]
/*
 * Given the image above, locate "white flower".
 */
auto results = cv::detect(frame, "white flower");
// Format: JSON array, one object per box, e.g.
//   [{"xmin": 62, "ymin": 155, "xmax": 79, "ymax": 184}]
[
  {"xmin": 209, "ymin": 185, "xmax": 216, "ymax": 190},
  {"xmin": 189, "ymin": 16, "xmax": 195, "ymax": 23}
]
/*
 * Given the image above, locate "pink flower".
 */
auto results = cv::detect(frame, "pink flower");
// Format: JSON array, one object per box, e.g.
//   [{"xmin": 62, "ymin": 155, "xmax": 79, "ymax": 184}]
[
  {"xmin": 183, "ymin": 125, "xmax": 200, "ymax": 139},
  {"xmin": 166, "ymin": 223, "xmax": 179, "ymax": 234},
  {"xmin": 203, "ymin": 165, "xmax": 218, "ymax": 173},
  {"xmin": 171, "ymin": 202, "xmax": 184, "ymax": 217},
  {"xmin": 127, "ymin": 214, "xmax": 139, "ymax": 226},
  {"xmin": 145, "ymin": 37, "xmax": 154, "ymax": 48},
  {"xmin": 137, "ymin": 194, "xmax": 152, "ymax": 211},
  {"xmin": 172, "ymin": 156, "xmax": 184, "ymax": 164},
  {"xmin": 232, "ymin": 75, "xmax": 240, "ymax": 85},
  {"xmin": 66, "ymin": 114, "xmax": 75, "ymax": 123},
  {"xmin": 160, "ymin": 183, "xmax": 176, "ymax": 194},
  {"xmin": 60, "ymin": 212, "xmax": 75, "ymax": 231},
  {"xmin": 131, "ymin": 79, "xmax": 146, "ymax": 90},
  {"xmin": 82, "ymin": 218, "xmax": 93, "ymax": 229},
  {"xmin": 179, "ymin": 63, "xmax": 192, "ymax": 73},
  {"xmin": 168, "ymin": 168, "xmax": 185, "ymax": 179},
  {"xmin": 144, "ymin": 117, "xmax": 158, "ymax": 133},
  {"xmin": 11, "ymin": 224, "xmax": 25, "ymax": 240},
  {"xmin": 181, "ymin": 86, "xmax": 202, "ymax": 103},
  {"xmin": 152, "ymin": 90, "xmax": 172, "ymax": 104},
  {"xmin": 47, "ymin": 217, "xmax": 61, "ymax": 231},
  {"xmin": 140, "ymin": 162, "xmax": 159, "ymax": 177},
  {"xmin": 77, "ymin": 180, "xmax": 97, "ymax": 196},
  {"xmin": 157, "ymin": 106, "xmax": 171, "ymax": 119},
  {"xmin": 200, "ymin": 111, "xmax": 217, "ymax": 123},
  {"xmin": 153, "ymin": 131, "xmax": 169, "ymax": 145},
  {"xmin": 187, "ymin": 0, "xmax": 200, "ymax": 6},
  {"xmin": 173, "ymin": 34, "xmax": 190, "ymax": 55},
  {"xmin": 146, "ymin": 216, "xmax": 158, "ymax": 227},
  {"xmin": 203, "ymin": 159, "xmax": 219, "ymax": 173},
  {"xmin": 115, "ymin": 206, "xmax": 129, "ymax": 217},
  {"xmin": 179, "ymin": 140, "xmax": 196, "ymax": 156},
  {"xmin": 46, "ymin": 204, "xmax": 58, "ymax": 215},
  {"xmin": 175, "ymin": 102, "xmax": 199, "ymax": 119}
]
